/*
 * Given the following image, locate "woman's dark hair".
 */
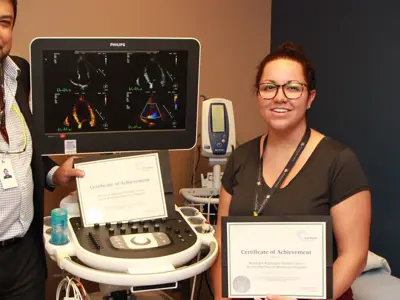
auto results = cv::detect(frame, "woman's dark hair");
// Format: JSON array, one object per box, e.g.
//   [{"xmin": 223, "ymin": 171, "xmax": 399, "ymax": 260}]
[{"xmin": 254, "ymin": 42, "xmax": 316, "ymax": 92}]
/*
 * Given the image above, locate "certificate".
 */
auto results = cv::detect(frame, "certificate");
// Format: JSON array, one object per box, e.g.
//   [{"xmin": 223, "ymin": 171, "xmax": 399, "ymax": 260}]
[
  {"xmin": 74, "ymin": 152, "xmax": 168, "ymax": 227},
  {"xmin": 221, "ymin": 216, "xmax": 333, "ymax": 299}
]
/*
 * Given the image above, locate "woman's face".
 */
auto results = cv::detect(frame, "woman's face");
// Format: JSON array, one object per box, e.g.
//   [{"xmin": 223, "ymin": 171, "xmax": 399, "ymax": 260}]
[{"xmin": 257, "ymin": 59, "xmax": 316, "ymax": 132}]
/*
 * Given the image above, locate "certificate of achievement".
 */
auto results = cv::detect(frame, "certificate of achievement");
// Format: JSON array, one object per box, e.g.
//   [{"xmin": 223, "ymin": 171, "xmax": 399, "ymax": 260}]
[
  {"xmin": 74, "ymin": 153, "xmax": 168, "ymax": 227},
  {"xmin": 221, "ymin": 216, "xmax": 333, "ymax": 299}
]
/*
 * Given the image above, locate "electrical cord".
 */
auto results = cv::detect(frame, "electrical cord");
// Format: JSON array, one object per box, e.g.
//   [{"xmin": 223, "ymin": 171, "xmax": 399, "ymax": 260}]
[
  {"xmin": 195, "ymin": 269, "xmax": 214, "ymax": 300},
  {"xmin": 207, "ymin": 194, "xmax": 214, "ymax": 223},
  {"xmin": 205, "ymin": 270, "xmax": 214, "ymax": 299},
  {"xmin": 196, "ymin": 271, "xmax": 204, "ymax": 299},
  {"xmin": 191, "ymin": 93, "xmax": 209, "ymax": 187},
  {"xmin": 191, "ymin": 145, "xmax": 201, "ymax": 187},
  {"xmin": 190, "ymin": 252, "xmax": 202, "ymax": 300},
  {"xmin": 200, "ymin": 94, "xmax": 209, "ymax": 101},
  {"xmin": 56, "ymin": 276, "xmax": 90, "ymax": 300}
]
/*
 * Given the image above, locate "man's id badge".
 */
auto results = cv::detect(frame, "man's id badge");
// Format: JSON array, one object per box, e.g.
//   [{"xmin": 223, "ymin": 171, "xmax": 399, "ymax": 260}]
[{"xmin": 0, "ymin": 157, "xmax": 18, "ymax": 189}]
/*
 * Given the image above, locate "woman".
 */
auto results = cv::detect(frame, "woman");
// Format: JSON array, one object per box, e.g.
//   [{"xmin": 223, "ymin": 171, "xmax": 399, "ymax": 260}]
[{"xmin": 210, "ymin": 42, "xmax": 371, "ymax": 300}]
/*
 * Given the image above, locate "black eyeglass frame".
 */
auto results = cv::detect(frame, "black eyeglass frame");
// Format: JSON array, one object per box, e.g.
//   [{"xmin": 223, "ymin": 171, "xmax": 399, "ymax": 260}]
[
  {"xmin": 0, "ymin": 145, "xmax": 27, "ymax": 155},
  {"xmin": 258, "ymin": 82, "xmax": 309, "ymax": 100}
]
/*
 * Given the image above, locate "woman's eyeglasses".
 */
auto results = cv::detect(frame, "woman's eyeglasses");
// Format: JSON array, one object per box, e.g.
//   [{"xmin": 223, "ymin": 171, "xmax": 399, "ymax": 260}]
[{"xmin": 258, "ymin": 81, "xmax": 308, "ymax": 100}]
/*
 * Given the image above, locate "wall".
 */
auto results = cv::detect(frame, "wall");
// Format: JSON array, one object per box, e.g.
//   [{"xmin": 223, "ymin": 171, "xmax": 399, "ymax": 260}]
[
  {"xmin": 11, "ymin": 0, "xmax": 272, "ymax": 298},
  {"xmin": 271, "ymin": 0, "xmax": 400, "ymax": 276}
]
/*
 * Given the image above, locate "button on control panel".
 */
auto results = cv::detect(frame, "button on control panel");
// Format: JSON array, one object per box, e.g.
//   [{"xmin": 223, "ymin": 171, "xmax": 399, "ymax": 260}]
[{"xmin": 110, "ymin": 232, "xmax": 172, "ymax": 250}]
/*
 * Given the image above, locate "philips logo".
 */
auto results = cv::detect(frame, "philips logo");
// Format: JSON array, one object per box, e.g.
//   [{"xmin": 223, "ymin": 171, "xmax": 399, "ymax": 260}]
[{"xmin": 110, "ymin": 42, "xmax": 126, "ymax": 47}]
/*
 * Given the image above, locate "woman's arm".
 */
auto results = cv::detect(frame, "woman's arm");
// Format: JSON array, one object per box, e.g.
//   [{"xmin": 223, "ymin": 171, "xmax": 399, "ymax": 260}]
[
  {"xmin": 330, "ymin": 190, "xmax": 371, "ymax": 299},
  {"xmin": 210, "ymin": 186, "xmax": 232, "ymax": 300},
  {"xmin": 267, "ymin": 191, "xmax": 371, "ymax": 300}
]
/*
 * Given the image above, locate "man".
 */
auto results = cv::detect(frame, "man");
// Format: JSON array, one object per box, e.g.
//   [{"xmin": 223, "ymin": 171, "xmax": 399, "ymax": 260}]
[
  {"xmin": 3, "ymin": 168, "xmax": 11, "ymax": 179},
  {"xmin": 0, "ymin": 1, "xmax": 85, "ymax": 299}
]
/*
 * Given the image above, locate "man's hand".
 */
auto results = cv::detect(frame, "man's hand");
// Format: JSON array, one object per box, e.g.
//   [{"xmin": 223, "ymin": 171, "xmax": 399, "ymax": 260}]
[{"xmin": 53, "ymin": 156, "xmax": 85, "ymax": 187}]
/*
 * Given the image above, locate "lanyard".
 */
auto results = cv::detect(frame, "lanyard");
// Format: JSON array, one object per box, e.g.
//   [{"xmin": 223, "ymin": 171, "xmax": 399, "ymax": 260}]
[
  {"xmin": 253, "ymin": 127, "xmax": 311, "ymax": 216},
  {"xmin": 12, "ymin": 105, "xmax": 27, "ymax": 151}
]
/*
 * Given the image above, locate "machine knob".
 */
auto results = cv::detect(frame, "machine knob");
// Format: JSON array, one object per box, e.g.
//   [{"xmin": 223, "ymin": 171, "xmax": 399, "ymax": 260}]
[
  {"xmin": 94, "ymin": 223, "xmax": 100, "ymax": 229},
  {"xmin": 109, "ymin": 228, "xmax": 115, "ymax": 235},
  {"xmin": 117, "ymin": 222, "xmax": 123, "ymax": 227},
  {"xmin": 132, "ymin": 236, "xmax": 150, "ymax": 245},
  {"xmin": 105, "ymin": 222, "xmax": 111, "ymax": 228},
  {"xmin": 120, "ymin": 228, "xmax": 126, "ymax": 234},
  {"xmin": 131, "ymin": 226, "xmax": 138, "ymax": 233},
  {"xmin": 143, "ymin": 225, "xmax": 149, "ymax": 232},
  {"xmin": 166, "ymin": 226, "xmax": 172, "ymax": 230},
  {"xmin": 154, "ymin": 224, "xmax": 160, "ymax": 232},
  {"xmin": 174, "ymin": 229, "xmax": 180, "ymax": 234},
  {"xmin": 185, "ymin": 228, "xmax": 191, "ymax": 233}
]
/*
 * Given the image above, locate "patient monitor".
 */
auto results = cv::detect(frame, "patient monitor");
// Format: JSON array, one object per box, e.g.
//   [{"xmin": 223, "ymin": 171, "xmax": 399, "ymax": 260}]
[
  {"xmin": 180, "ymin": 98, "xmax": 236, "ymax": 222},
  {"xmin": 201, "ymin": 98, "xmax": 236, "ymax": 158}
]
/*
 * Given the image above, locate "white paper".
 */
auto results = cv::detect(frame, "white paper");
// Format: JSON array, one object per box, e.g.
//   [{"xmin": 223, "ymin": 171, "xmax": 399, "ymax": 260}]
[
  {"xmin": 227, "ymin": 222, "xmax": 326, "ymax": 299},
  {"xmin": 75, "ymin": 153, "xmax": 167, "ymax": 227},
  {"xmin": 64, "ymin": 140, "xmax": 77, "ymax": 154}
]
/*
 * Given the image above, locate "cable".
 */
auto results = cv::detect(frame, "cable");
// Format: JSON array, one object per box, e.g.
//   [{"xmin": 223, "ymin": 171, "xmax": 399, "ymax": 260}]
[
  {"xmin": 207, "ymin": 194, "xmax": 213, "ymax": 222},
  {"xmin": 196, "ymin": 271, "xmax": 204, "ymax": 300},
  {"xmin": 205, "ymin": 270, "xmax": 214, "ymax": 299},
  {"xmin": 56, "ymin": 276, "xmax": 91, "ymax": 300},
  {"xmin": 191, "ymin": 93, "xmax": 209, "ymax": 187},
  {"xmin": 190, "ymin": 252, "xmax": 202, "ymax": 300},
  {"xmin": 199, "ymin": 95, "xmax": 209, "ymax": 101},
  {"xmin": 191, "ymin": 145, "xmax": 201, "ymax": 187}
]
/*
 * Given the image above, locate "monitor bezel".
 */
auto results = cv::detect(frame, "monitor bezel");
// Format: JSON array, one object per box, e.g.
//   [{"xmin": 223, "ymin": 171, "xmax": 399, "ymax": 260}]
[{"xmin": 30, "ymin": 37, "xmax": 200, "ymax": 156}]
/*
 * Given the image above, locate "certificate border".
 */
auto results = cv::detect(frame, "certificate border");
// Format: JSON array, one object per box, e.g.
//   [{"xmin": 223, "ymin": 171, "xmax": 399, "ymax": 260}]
[
  {"xmin": 227, "ymin": 223, "xmax": 325, "ymax": 298},
  {"xmin": 74, "ymin": 152, "xmax": 168, "ymax": 227},
  {"xmin": 221, "ymin": 215, "xmax": 333, "ymax": 299}
]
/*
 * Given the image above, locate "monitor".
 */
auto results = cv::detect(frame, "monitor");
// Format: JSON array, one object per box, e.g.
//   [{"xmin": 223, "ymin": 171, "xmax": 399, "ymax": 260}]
[
  {"xmin": 30, "ymin": 37, "xmax": 200, "ymax": 155},
  {"xmin": 201, "ymin": 98, "xmax": 236, "ymax": 158}
]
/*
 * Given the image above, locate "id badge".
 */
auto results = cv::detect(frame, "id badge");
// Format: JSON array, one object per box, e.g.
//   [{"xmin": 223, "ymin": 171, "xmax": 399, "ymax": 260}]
[{"xmin": 0, "ymin": 156, "xmax": 18, "ymax": 189}]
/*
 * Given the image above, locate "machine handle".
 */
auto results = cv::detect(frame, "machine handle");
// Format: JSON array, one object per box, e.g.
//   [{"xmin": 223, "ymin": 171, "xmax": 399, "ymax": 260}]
[
  {"xmin": 59, "ymin": 242, "xmax": 218, "ymax": 286},
  {"xmin": 179, "ymin": 188, "xmax": 220, "ymax": 205}
]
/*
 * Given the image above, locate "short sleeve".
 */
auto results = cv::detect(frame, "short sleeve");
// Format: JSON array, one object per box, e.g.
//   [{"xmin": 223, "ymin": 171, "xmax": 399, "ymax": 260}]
[
  {"xmin": 221, "ymin": 153, "xmax": 235, "ymax": 195},
  {"xmin": 329, "ymin": 148, "xmax": 370, "ymax": 206}
]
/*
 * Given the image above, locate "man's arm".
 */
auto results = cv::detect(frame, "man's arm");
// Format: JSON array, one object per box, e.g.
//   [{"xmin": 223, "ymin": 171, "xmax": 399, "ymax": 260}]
[{"xmin": 44, "ymin": 160, "xmax": 58, "ymax": 191}]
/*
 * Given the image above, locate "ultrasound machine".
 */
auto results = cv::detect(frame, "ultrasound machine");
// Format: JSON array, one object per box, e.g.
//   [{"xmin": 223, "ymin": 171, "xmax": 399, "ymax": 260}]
[{"xmin": 30, "ymin": 37, "xmax": 218, "ymax": 299}]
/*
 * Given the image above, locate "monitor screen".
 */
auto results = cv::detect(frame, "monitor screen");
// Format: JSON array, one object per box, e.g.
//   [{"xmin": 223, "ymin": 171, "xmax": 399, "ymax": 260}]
[
  {"xmin": 30, "ymin": 38, "xmax": 200, "ymax": 155},
  {"xmin": 211, "ymin": 104, "xmax": 225, "ymax": 133}
]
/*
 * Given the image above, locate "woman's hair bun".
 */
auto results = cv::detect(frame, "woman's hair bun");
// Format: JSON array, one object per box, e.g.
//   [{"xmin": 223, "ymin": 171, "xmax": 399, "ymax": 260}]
[{"xmin": 276, "ymin": 41, "xmax": 305, "ymax": 56}]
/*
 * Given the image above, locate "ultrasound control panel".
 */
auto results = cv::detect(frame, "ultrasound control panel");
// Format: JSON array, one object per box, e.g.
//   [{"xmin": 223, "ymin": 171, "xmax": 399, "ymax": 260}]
[
  {"xmin": 69, "ymin": 210, "xmax": 199, "ymax": 259},
  {"xmin": 110, "ymin": 232, "xmax": 171, "ymax": 250}
]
